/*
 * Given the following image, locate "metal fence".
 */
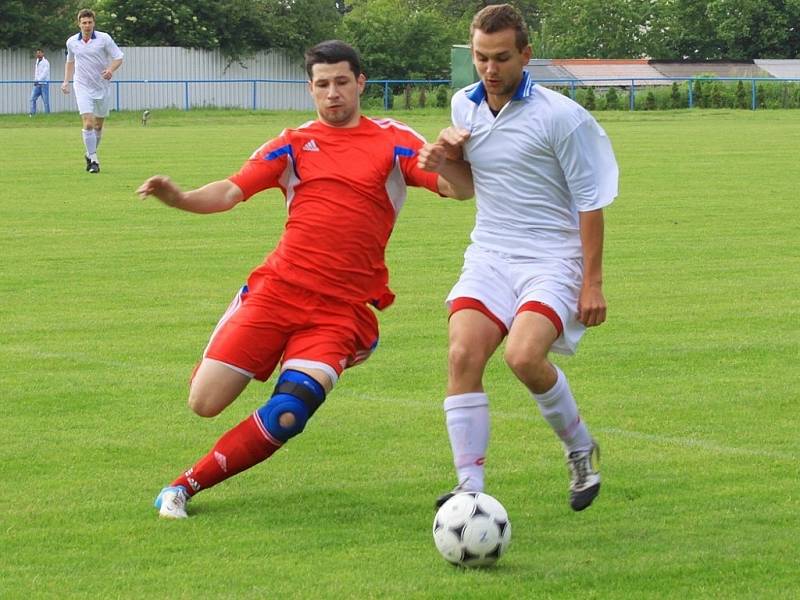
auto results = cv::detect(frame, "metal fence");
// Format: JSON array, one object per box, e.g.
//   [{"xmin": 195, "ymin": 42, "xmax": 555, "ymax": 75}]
[
  {"xmin": 0, "ymin": 46, "xmax": 312, "ymax": 114},
  {"xmin": 6, "ymin": 76, "xmax": 800, "ymax": 115},
  {"xmin": 538, "ymin": 76, "xmax": 800, "ymax": 111}
]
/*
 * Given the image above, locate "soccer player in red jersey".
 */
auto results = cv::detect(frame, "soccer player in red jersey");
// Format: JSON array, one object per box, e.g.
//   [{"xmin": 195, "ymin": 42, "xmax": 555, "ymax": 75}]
[{"xmin": 137, "ymin": 40, "xmax": 473, "ymax": 518}]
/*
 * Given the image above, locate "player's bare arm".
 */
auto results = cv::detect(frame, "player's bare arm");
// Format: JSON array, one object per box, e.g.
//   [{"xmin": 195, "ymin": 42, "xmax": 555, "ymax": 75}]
[
  {"xmin": 102, "ymin": 58, "xmax": 123, "ymax": 80},
  {"xmin": 137, "ymin": 177, "xmax": 244, "ymax": 214},
  {"xmin": 577, "ymin": 208, "xmax": 607, "ymax": 327},
  {"xmin": 418, "ymin": 128, "xmax": 474, "ymax": 200},
  {"xmin": 435, "ymin": 157, "xmax": 474, "ymax": 200},
  {"xmin": 437, "ymin": 126, "xmax": 471, "ymax": 160},
  {"xmin": 61, "ymin": 62, "xmax": 74, "ymax": 94}
]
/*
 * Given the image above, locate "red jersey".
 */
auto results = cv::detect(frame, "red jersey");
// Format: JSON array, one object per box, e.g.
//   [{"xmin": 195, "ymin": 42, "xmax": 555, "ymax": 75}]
[{"xmin": 228, "ymin": 116, "xmax": 441, "ymax": 309}]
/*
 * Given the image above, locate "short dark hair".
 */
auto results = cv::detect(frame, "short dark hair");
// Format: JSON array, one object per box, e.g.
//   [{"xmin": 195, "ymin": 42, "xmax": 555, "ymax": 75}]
[
  {"xmin": 470, "ymin": 3, "xmax": 529, "ymax": 50},
  {"xmin": 77, "ymin": 8, "xmax": 95, "ymax": 21},
  {"xmin": 304, "ymin": 40, "xmax": 362, "ymax": 79}
]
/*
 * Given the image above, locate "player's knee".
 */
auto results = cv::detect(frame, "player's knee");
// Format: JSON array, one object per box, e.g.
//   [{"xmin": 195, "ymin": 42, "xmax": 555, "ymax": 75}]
[
  {"xmin": 448, "ymin": 340, "xmax": 487, "ymax": 375},
  {"xmin": 187, "ymin": 388, "xmax": 223, "ymax": 418},
  {"xmin": 255, "ymin": 369, "xmax": 326, "ymax": 443},
  {"xmin": 503, "ymin": 346, "xmax": 549, "ymax": 383}
]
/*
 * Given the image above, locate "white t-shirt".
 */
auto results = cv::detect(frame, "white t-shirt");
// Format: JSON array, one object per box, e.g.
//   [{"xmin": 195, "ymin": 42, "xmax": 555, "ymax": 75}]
[
  {"xmin": 452, "ymin": 72, "xmax": 618, "ymax": 259},
  {"xmin": 65, "ymin": 31, "xmax": 124, "ymax": 99},
  {"xmin": 34, "ymin": 57, "xmax": 50, "ymax": 83}
]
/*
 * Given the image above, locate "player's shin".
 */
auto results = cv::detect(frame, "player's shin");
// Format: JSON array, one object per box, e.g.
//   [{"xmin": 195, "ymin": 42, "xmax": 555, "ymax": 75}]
[
  {"xmin": 444, "ymin": 392, "xmax": 489, "ymax": 492},
  {"xmin": 170, "ymin": 370, "xmax": 326, "ymax": 495},
  {"xmin": 532, "ymin": 366, "xmax": 592, "ymax": 453}
]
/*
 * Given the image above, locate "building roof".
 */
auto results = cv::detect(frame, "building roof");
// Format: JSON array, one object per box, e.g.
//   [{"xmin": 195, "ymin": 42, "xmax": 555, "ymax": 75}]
[
  {"xmin": 754, "ymin": 59, "xmax": 800, "ymax": 78},
  {"xmin": 528, "ymin": 59, "xmax": 672, "ymax": 86},
  {"xmin": 649, "ymin": 61, "xmax": 769, "ymax": 78}
]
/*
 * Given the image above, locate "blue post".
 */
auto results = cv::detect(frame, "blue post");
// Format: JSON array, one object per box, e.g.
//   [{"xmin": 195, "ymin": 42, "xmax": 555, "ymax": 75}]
[
  {"xmin": 629, "ymin": 81, "xmax": 635, "ymax": 111},
  {"xmin": 252, "ymin": 80, "xmax": 257, "ymax": 110},
  {"xmin": 569, "ymin": 81, "xmax": 576, "ymax": 99},
  {"xmin": 688, "ymin": 80, "xmax": 693, "ymax": 108},
  {"xmin": 184, "ymin": 81, "xmax": 189, "ymax": 111},
  {"xmin": 114, "ymin": 81, "xmax": 120, "ymax": 111},
  {"xmin": 383, "ymin": 81, "xmax": 389, "ymax": 110},
  {"xmin": 751, "ymin": 79, "xmax": 756, "ymax": 110}
]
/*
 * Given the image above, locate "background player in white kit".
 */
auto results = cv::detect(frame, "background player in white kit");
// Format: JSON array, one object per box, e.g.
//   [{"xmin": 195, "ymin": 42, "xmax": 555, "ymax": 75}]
[
  {"xmin": 61, "ymin": 8, "xmax": 123, "ymax": 174},
  {"xmin": 419, "ymin": 3, "xmax": 618, "ymax": 512}
]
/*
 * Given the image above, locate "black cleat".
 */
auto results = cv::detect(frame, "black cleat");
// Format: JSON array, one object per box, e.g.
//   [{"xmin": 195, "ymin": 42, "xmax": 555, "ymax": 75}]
[
  {"xmin": 85, "ymin": 155, "xmax": 92, "ymax": 171},
  {"xmin": 88, "ymin": 161, "xmax": 100, "ymax": 174},
  {"xmin": 567, "ymin": 441, "xmax": 601, "ymax": 511}
]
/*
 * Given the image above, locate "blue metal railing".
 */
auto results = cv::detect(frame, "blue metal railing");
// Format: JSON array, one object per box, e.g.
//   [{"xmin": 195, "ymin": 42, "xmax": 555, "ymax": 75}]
[
  {"xmin": 4, "ymin": 76, "xmax": 800, "ymax": 113},
  {"xmin": 531, "ymin": 76, "xmax": 800, "ymax": 110}
]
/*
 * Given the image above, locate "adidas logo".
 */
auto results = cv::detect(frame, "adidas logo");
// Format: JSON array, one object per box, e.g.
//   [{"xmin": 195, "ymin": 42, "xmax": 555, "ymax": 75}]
[
  {"xmin": 303, "ymin": 139, "xmax": 320, "ymax": 152},
  {"xmin": 214, "ymin": 451, "xmax": 228, "ymax": 473}
]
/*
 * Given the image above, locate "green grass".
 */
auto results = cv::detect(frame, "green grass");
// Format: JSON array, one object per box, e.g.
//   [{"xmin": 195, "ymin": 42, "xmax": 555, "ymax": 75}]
[{"xmin": 1, "ymin": 108, "xmax": 798, "ymax": 599}]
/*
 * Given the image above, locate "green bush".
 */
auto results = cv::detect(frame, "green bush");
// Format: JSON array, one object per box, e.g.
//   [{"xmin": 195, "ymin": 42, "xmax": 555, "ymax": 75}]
[
  {"xmin": 693, "ymin": 79, "xmax": 706, "ymax": 108},
  {"xmin": 582, "ymin": 87, "xmax": 596, "ymax": 110},
  {"xmin": 735, "ymin": 80, "xmax": 748, "ymax": 109},
  {"xmin": 670, "ymin": 82, "xmax": 683, "ymax": 109},
  {"xmin": 435, "ymin": 85, "xmax": 449, "ymax": 108},
  {"xmin": 604, "ymin": 86, "xmax": 620, "ymax": 110}
]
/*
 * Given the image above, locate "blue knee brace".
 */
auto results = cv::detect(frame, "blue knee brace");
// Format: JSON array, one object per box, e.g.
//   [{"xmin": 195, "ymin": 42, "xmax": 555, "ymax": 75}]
[{"xmin": 256, "ymin": 369, "xmax": 326, "ymax": 442}]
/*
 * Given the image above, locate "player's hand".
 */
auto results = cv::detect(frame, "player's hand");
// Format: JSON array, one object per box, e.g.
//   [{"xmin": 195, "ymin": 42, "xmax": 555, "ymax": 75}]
[
  {"xmin": 137, "ymin": 176, "xmax": 184, "ymax": 207},
  {"xmin": 577, "ymin": 284, "xmax": 607, "ymax": 327},
  {"xmin": 435, "ymin": 127, "xmax": 470, "ymax": 160},
  {"xmin": 101, "ymin": 69, "xmax": 113, "ymax": 80},
  {"xmin": 60, "ymin": 82, "xmax": 70, "ymax": 95},
  {"xmin": 418, "ymin": 142, "xmax": 448, "ymax": 172}
]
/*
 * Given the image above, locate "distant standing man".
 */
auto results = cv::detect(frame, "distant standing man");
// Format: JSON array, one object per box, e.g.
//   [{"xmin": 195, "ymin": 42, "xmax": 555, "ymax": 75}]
[
  {"xmin": 30, "ymin": 49, "xmax": 50, "ymax": 116},
  {"xmin": 61, "ymin": 8, "xmax": 123, "ymax": 174},
  {"xmin": 420, "ymin": 3, "xmax": 618, "ymax": 512}
]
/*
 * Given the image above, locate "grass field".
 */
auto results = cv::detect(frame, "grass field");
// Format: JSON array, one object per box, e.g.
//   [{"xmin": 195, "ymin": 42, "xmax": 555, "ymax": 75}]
[{"xmin": 1, "ymin": 107, "xmax": 798, "ymax": 599}]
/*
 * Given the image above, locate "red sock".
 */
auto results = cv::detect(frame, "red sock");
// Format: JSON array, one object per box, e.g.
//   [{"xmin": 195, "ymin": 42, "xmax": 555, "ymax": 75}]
[{"xmin": 171, "ymin": 413, "xmax": 282, "ymax": 496}]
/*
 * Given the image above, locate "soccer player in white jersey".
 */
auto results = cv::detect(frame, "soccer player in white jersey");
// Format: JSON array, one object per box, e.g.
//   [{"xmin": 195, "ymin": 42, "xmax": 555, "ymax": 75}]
[
  {"xmin": 419, "ymin": 3, "xmax": 618, "ymax": 512},
  {"xmin": 61, "ymin": 8, "xmax": 124, "ymax": 174}
]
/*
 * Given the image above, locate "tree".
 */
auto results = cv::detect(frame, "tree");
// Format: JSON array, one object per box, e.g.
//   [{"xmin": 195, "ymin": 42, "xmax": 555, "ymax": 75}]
[
  {"xmin": 537, "ymin": 0, "xmax": 655, "ymax": 58},
  {"xmin": 338, "ymin": 0, "xmax": 460, "ymax": 79},
  {"xmin": 92, "ymin": 0, "xmax": 341, "ymax": 59},
  {"xmin": 0, "ymin": 0, "xmax": 83, "ymax": 49}
]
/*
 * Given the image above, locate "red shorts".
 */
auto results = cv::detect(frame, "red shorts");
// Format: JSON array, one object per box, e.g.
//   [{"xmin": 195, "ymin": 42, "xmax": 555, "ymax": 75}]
[{"xmin": 203, "ymin": 276, "xmax": 379, "ymax": 383}]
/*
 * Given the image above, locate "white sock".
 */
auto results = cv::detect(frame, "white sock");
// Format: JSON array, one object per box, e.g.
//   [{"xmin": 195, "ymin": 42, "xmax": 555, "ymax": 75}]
[
  {"xmin": 94, "ymin": 129, "xmax": 102, "ymax": 149},
  {"xmin": 533, "ymin": 366, "xmax": 593, "ymax": 454},
  {"xmin": 82, "ymin": 129, "xmax": 97, "ymax": 157},
  {"xmin": 444, "ymin": 392, "xmax": 489, "ymax": 492}
]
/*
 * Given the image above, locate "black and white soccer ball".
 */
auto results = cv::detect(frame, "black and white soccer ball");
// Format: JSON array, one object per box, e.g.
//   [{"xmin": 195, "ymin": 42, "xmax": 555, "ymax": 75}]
[{"xmin": 432, "ymin": 492, "xmax": 511, "ymax": 567}]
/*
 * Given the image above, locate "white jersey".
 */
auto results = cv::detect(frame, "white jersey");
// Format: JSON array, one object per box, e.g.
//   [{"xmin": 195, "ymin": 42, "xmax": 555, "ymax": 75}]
[
  {"xmin": 65, "ymin": 30, "xmax": 123, "ymax": 99},
  {"xmin": 34, "ymin": 57, "xmax": 50, "ymax": 83},
  {"xmin": 452, "ymin": 72, "xmax": 618, "ymax": 259}
]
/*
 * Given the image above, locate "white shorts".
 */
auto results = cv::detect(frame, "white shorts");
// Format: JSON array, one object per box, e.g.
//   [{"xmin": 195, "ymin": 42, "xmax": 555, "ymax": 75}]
[
  {"xmin": 75, "ymin": 89, "xmax": 112, "ymax": 117},
  {"xmin": 446, "ymin": 244, "xmax": 586, "ymax": 355}
]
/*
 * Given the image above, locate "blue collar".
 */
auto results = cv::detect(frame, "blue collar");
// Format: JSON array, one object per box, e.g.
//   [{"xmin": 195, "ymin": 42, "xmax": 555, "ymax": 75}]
[
  {"xmin": 466, "ymin": 70, "xmax": 534, "ymax": 105},
  {"xmin": 75, "ymin": 31, "xmax": 97, "ymax": 41}
]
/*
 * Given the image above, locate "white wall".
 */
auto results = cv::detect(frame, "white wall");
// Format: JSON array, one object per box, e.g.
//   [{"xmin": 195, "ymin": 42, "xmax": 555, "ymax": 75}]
[{"xmin": 0, "ymin": 46, "xmax": 314, "ymax": 114}]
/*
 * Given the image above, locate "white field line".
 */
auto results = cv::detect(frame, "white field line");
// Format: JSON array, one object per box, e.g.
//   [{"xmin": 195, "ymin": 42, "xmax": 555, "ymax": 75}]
[{"xmin": 345, "ymin": 392, "xmax": 796, "ymax": 461}]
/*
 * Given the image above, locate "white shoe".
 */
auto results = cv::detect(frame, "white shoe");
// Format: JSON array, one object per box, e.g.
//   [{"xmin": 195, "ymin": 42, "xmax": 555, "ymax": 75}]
[
  {"xmin": 567, "ymin": 441, "xmax": 601, "ymax": 511},
  {"xmin": 154, "ymin": 485, "xmax": 189, "ymax": 519},
  {"xmin": 434, "ymin": 476, "xmax": 479, "ymax": 509}
]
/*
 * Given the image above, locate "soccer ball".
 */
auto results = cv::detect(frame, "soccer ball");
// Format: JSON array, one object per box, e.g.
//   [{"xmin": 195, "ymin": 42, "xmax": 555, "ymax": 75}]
[{"xmin": 432, "ymin": 492, "xmax": 511, "ymax": 567}]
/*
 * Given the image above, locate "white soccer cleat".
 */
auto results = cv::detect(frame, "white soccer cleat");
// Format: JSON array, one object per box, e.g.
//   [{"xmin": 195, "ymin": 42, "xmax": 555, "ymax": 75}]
[
  {"xmin": 567, "ymin": 441, "xmax": 601, "ymax": 511},
  {"xmin": 434, "ymin": 476, "xmax": 480, "ymax": 509},
  {"xmin": 154, "ymin": 485, "xmax": 190, "ymax": 519}
]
